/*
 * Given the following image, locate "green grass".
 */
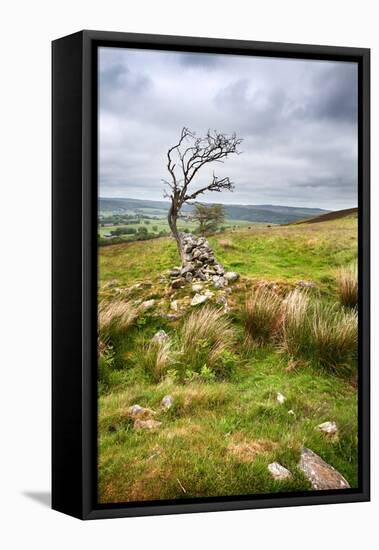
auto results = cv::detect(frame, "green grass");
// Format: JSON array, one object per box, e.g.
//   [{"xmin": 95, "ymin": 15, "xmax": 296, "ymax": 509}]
[{"xmin": 98, "ymin": 216, "xmax": 358, "ymax": 503}]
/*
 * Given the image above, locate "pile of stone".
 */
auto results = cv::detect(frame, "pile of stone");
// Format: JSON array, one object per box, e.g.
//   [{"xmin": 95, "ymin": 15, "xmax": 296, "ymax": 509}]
[{"xmin": 169, "ymin": 233, "xmax": 239, "ymax": 289}]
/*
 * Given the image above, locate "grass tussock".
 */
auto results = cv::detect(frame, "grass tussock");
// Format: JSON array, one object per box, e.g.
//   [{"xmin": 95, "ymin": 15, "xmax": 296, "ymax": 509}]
[
  {"xmin": 336, "ymin": 263, "xmax": 358, "ymax": 308},
  {"xmin": 245, "ymin": 287, "xmax": 282, "ymax": 344},
  {"xmin": 179, "ymin": 306, "xmax": 236, "ymax": 375},
  {"xmin": 281, "ymin": 289, "xmax": 310, "ymax": 357},
  {"xmin": 281, "ymin": 291, "xmax": 357, "ymax": 372},
  {"xmin": 136, "ymin": 339, "xmax": 173, "ymax": 383},
  {"xmin": 310, "ymin": 303, "xmax": 358, "ymax": 371},
  {"xmin": 99, "ymin": 300, "xmax": 139, "ymax": 334}
]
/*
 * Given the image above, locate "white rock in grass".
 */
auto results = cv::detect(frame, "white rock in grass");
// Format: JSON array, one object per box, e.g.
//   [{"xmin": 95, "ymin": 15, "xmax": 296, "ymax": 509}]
[
  {"xmin": 141, "ymin": 299, "xmax": 155, "ymax": 310},
  {"xmin": 268, "ymin": 462, "xmax": 292, "ymax": 481},
  {"xmin": 317, "ymin": 421, "xmax": 338, "ymax": 436},
  {"xmin": 128, "ymin": 404, "xmax": 156, "ymax": 419},
  {"xmin": 152, "ymin": 330, "xmax": 169, "ymax": 344},
  {"xmin": 224, "ymin": 271, "xmax": 240, "ymax": 282},
  {"xmin": 128, "ymin": 404, "xmax": 144, "ymax": 417},
  {"xmin": 288, "ymin": 410, "xmax": 295, "ymax": 416},
  {"xmin": 277, "ymin": 392, "xmax": 286, "ymax": 405},
  {"xmin": 161, "ymin": 395, "xmax": 173, "ymax": 410},
  {"xmin": 191, "ymin": 293, "xmax": 209, "ymax": 306}
]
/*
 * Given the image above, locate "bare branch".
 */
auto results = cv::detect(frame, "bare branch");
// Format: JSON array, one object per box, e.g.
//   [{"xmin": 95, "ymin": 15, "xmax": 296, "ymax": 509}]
[{"xmin": 164, "ymin": 126, "xmax": 242, "ymax": 260}]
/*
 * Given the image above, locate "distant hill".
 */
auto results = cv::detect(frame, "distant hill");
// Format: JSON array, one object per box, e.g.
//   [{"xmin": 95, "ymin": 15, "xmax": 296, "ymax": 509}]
[
  {"xmin": 293, "ymin": 207, "xmax": 358, "ymax": 225},
  {"xmin": 99, "ymin": 197, "xmax": 330, "ymax": 225}
]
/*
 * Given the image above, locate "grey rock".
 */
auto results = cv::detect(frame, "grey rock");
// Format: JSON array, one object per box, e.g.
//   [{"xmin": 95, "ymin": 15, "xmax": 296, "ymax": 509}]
[
  {"xmin": 224, "ymin": 271, "xmax": 240, "ymax": 282},
  {"xmin": 128, "ymin": 404, "xmax": 144, "ymax": 417},
  {"xmin": 169, "ymin": 268, "xmax": 181, "ymax": 278},
  {"xmin": 128, "ymin": 404, "xmax": 156, "ymax": 419},
  {"xmin": 191, "ymin": 293, "xmax": 209, "ymax": 306},
  {"xmin": 268, "ymin": 462, "xmax": 292, "ymax": 481},
  {"xmin": 152, "ymin": 330, "xmax": 169, "ymax": 344},
  {"xmin": 299, "ymin": 448, "xmax": 350, "ymax": 490},
  {"xmin": 199, "ymin": 253, "xmax": 210, "ymax": 262},
  {"xmin": 161, "ymin": 395, "xmax": 173, "ymax": 410},
  {"xmin": 185, "ymin": 272, "xmax": 193, "ymax": 283},
  {"xmin": 213, "ymin": 277, "xmax": 226, "ymax": 289},
  {"xmin": 171, "ymin": 278, "xmax": 183, "ymax": 289},
  {"xmin": 181, "ymin": 263, "xmax": 195, "ymax": 275},
  {"xmin": 317, "ymin": 421, "xmax": 338, "ymax": 436}
]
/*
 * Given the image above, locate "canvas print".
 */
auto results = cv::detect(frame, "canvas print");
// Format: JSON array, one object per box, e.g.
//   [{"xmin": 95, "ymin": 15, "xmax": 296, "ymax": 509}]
[{"xmin": 97, "ymin": 47, "xmax": 358, "ymax": 504}]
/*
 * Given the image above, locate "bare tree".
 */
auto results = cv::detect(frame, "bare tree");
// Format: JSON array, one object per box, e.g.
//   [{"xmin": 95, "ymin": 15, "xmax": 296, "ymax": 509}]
[{"xmin": 163, "ymin": 127, "xmax": 242, "ymax": 261}]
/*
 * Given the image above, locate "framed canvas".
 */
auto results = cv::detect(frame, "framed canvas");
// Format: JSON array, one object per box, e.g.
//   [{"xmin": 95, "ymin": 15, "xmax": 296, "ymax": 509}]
[{"xmin": 52, "ymin": 30, "xmax": 370, "ymax": 520}]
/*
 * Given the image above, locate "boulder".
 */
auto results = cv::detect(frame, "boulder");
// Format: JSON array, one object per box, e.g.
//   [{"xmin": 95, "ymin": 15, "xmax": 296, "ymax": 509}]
[
  {"xmin": 268, "ymin": 462, "xmax": 292, "ymax": 481},
  {"xmin": 191, "ymin": 293, "xmax": 209, "ymax": 306},
  {"xmin": 299, "ymin": 448, "xmax": 350, "ymax": 490},
  {"xmin": 161, "ymin": 395, "xmax": 173, "ymax": 410},
  {"xmin": 317, "ymin": 421, "xmax": 338, "ymax": 437},
  {"xmin": 224, "ymin": 271, "xmax": 240, "ymax": 282},
  {"xmin": 128, "ymin": 404, "xmax": 156, "ymax": 419}
]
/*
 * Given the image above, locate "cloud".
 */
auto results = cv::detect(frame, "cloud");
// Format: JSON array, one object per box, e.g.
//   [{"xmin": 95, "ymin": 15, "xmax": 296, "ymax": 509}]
[{"xmin": 98, "ymin": 47, "xmax": 358, "ymax": 210}]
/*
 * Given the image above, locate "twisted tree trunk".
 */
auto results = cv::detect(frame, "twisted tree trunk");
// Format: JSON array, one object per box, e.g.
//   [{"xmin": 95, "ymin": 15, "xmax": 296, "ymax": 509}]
[{"xmin": 167, "ymin": 205, "xmax": 184, "ymax": 263}]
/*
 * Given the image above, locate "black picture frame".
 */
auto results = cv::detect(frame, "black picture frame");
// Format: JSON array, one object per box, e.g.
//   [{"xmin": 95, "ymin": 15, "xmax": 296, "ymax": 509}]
[{"xmin": 52, "ymin": 30, "xmax": 370, "ymax": 520}]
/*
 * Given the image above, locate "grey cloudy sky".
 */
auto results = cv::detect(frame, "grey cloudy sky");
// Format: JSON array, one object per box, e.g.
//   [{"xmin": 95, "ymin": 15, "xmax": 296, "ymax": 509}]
[{"xmin": 99, "ymin": 47, "xmax": 358, "ymax": 209}]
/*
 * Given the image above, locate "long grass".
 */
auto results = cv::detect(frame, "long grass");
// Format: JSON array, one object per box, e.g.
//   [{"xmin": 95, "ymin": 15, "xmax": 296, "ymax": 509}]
[
  {"xmin": 245, "ymin": 287, "xmax": 282, "ymax": 344},
  {"xmin": 281, "ymin": 291, "xmax": 357, "ymax": 372},
  {"xmin": 179, "ymin": 306, "xmax": 236, "ymax": 376},
  {"xmin": 281, "ymin": 289, "xmax": 310, "ymax": 357},
  {"xmin": 336, "ymin": 263, "xmax": 358, "ymax": 308},
  {"xmin": 309, "ymin": 303, "xmax": 358, "ymax": 371},
  {"xmin": 98, "ymin": 299, "xmax": 140, "ymax": 334},
  {"xmin": 137, "ymin": 339, "xmax": 173, "ymax": 382}
]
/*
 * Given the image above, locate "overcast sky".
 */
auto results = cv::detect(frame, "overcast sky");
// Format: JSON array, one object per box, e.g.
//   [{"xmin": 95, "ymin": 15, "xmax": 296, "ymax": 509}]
[{"xmin": 99, "ymin": 47, "xmax": 358, "ymax": 210}]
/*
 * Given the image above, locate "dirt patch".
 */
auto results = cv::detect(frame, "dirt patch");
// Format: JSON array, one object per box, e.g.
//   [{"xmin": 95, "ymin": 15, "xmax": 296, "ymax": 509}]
[
  {"xmin": 162, "ymin": 423, "xmax": 203, "ymax": 440},
  {"xmin": 128, "ymin": 465, "xmax": 174, "ymax": 502},
  {"xmin": 227, "ymin": 434, "xmax": 277, "ymax": 463}
]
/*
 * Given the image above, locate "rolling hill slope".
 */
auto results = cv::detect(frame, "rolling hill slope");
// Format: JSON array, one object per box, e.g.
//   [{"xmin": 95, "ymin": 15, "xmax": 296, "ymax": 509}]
[
  {"xmin": 293, "ymin": 207, "xmax": 358, "ymax": 225},
  {"xmin": 99, "ymin": 197, "xmax": 329, "ymax": 225}
]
